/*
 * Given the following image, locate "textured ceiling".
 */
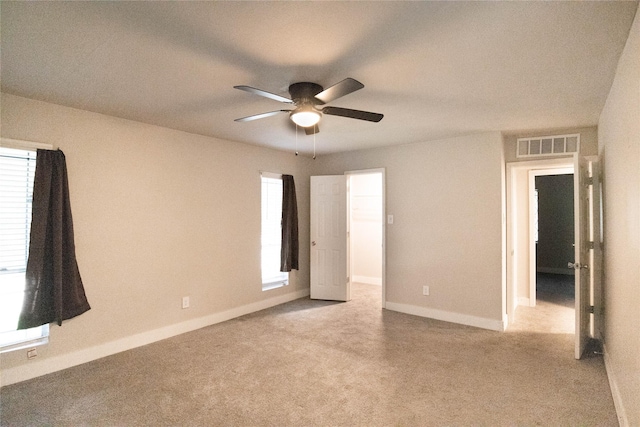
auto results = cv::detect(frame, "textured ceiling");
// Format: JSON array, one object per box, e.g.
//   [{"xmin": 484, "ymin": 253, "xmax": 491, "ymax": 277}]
[{"xmin": 1, "ymin": 1, "xmax": 637, "ymax": 155}]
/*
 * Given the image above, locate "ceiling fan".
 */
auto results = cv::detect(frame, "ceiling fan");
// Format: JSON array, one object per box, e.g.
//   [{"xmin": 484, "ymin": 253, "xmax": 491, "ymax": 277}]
[{"xmin": 234, "ymin": 78, "xmax": 383, "ymax": 135}]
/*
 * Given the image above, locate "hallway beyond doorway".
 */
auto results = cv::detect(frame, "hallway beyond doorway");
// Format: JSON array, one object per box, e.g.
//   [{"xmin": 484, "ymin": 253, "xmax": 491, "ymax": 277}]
[{"xmin": 513, "ymin": 273, "xmax": 575, "ymax": 334}]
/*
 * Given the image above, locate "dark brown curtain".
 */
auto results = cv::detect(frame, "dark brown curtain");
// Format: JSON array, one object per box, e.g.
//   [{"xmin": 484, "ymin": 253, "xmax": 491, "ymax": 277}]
[
  {"xmin": 280, "ymin": 174, "xmax": 299, "ymax": 272},
  {"xmin": 18, "ymin": 149, "xmax": 90, "ymax": 329}
]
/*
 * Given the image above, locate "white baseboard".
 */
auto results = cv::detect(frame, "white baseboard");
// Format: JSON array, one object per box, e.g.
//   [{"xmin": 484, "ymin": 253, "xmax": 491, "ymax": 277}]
[
  {"xmin": 385, "ymin": 301, "xmax": 505, "ymax": 332},
  {"xmin": 1, "ymin": 289, "xmax": 309, "ymax": 386},
  {"xmin": 603, "ymin": 344, "xmax": 629, "ymax": 427},
  {"xmin": 517, "ymin": 297, "xmax": 531, "ymax": 307},
  {"xmin": 352, "ymin": 275, "xmax": 382, "ymax": 286}
]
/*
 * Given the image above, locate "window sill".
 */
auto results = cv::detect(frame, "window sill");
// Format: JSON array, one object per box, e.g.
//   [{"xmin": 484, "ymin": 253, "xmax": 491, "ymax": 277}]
[
  {"xmin": 262, "ymin": 281, "xmax": 289, "ymax": 291},
  {"xmin": 0, "ymin": 335, "xmax": 49, "ymax": 354},
  {"xmin": 0, "ymin": 324, "xmax": 50, "ymax": 354}
]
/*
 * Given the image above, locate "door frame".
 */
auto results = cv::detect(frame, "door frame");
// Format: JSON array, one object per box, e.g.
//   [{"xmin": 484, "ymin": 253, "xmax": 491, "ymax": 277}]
[
  {"xmin": 345, "ymin": 168, "xmax": 386, "ymax": 308},
  {"xmin": 506, "ymin": 157, "xmax": 574, "ymax": 321}
]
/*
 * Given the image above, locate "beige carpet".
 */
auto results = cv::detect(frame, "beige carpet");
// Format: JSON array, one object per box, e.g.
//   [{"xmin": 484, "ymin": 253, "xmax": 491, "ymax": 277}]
[{"xmin": 1, "ymin": 282, "xmax": 617, "ymax": 426}]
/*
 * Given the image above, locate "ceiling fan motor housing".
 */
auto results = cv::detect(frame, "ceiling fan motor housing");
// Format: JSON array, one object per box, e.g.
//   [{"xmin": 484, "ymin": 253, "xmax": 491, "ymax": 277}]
[{"xmin": 288, "ymin": 82, "xmax": 324, "ymax": 105}]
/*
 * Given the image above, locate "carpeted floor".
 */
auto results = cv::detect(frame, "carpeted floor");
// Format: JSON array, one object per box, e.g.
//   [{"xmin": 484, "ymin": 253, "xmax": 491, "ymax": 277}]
[
  {"xmin": 1, "ymin": 281, "xmax": 617, "ymax": 426},
  {"xmin": 516, "ymin": 272, "xmax": 576, "ymax": 335},
  {"xmin": 537, "ymin": 272, "xmax": 576, "ymax": 307}
]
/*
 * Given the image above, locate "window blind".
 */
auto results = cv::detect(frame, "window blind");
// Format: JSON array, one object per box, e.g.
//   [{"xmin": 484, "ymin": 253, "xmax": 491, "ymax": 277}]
[
  {"xmin": 0, "ymin": 147, "xmax": 36, "ymax": 276},
  {"xmin": 0, "ymin": 146, "xmax": 49, "ymax": 351}
]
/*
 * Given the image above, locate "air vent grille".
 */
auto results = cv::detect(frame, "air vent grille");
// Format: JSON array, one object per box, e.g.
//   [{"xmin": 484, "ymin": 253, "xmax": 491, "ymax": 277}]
[{"xmin": 516, "ymin": 134, "xmax": 580, "ymax": 158}]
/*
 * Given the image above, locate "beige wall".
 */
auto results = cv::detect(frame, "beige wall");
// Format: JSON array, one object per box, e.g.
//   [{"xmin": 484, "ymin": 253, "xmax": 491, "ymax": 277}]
[
  {"xmin": 0, "ymin": 95, "xmax": 506, "ymax": 384},
  {"xmin": 0, "ymin": 94, "xmax": 313, "ymax": 384},
  {"xmin": 597, "ymin": 4, "xmax": 640, "ymax": 425},
  {"xmin": 312, "ymin": 132, "xmax": 506, "ymax": 329}
]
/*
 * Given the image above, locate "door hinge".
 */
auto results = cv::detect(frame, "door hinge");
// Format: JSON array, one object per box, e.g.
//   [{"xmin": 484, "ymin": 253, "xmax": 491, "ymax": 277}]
[
  {"xmin": 586, "ymin": 177, "xmax": 594, "ymax": 186},
  {"xmin": 589, "ymin": 305, "xmax": 595, "ymax": 314},
  {"xmin": 588, "ymin": 241, "xmax": 595, "ymax": 250}
]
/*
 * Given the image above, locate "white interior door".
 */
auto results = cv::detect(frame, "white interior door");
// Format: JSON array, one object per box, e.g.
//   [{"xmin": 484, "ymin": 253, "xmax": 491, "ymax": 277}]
[
  {"xmin": 573, "ymin": 155, "xmax": 591, "ymax": 359},
  {"xmin": 310, "ymin": 175, "xmax": 349, "ymax": 301}
]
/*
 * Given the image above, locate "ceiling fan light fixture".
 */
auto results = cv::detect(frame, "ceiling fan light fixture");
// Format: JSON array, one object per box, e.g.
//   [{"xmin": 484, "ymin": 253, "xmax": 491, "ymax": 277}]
[{"xmin": 290, "ymin": 106, "xmax": 321, "ymax": 128}]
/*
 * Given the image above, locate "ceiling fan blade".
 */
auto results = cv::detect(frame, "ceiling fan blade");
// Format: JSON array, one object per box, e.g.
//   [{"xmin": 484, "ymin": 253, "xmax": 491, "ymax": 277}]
[
  {"xmin": 234, "ymin": 110, "xmax": 290, "ymax": 122},
  {"xmin": 322, "ymin": 106, "xmax": 383, "ymax": 122},
  {"xmin": 305, "ymin": 124, "xmax": 319, "ymax": 135},
  {"xmin": 234, "ymin": 85, "xmax": 293, "ymax": 104},
  {"xmin": 314, "ymin": 78, "xmax": 364, "ymax": 104}
]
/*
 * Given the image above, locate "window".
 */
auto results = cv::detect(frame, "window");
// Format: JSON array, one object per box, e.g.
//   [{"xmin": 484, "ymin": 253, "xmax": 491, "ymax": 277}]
[
  {"xmin": 261, "ymin": 173, "xmax": 288, "ymax": 290},
  {"xmin": 0, "ymin": 142, "xmax": 50, "ymax": 352}
]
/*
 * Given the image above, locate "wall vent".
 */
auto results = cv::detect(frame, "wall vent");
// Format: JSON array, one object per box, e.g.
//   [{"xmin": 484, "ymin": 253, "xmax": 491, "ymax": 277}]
[{"xmin": 516, "ymin": 134, "xmax": 580, "ymax": 158}]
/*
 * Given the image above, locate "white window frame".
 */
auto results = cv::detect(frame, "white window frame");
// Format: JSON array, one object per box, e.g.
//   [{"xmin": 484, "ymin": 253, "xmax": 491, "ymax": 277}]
[
  {"xmin": 0, "ymin": 138, "xmax": 52, "ymax": 353},
  {"xmin": 261, "ymin": 172, "xmax": 289, "ymax": 291}
]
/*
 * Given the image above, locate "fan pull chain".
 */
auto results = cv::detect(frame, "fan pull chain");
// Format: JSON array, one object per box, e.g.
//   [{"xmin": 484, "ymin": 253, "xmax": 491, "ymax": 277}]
[
  {"xmin": 313, "ymin": 132, "xmax": 316, "ymax": 160},
  {"xmin": 295, "ymin": 124, "xmax": 298, "ymax": 156}
]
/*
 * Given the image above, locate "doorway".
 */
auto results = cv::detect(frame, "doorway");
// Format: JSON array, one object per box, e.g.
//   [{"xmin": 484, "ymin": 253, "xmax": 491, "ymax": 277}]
[
  {"xmin": 309, "ymin": 170, "xmax": 385, "ymax": 305},
  {"xmin": 346, "ymin": 169, "xmax": 385, "ymax": 307},
  {"xmin": 532, "ymin": 171, "xmax": 576, "ymax": 334},
  {"xmin": 530, "ymin": 170, "xmax": 574, "ymax": 309},
  {"xmin": 506, "ymin": 158, "xmax": 574, "ymax": 325},
  {"xmin": 507, "ymin": 155, "xmax": 600, "ymax": 358}
]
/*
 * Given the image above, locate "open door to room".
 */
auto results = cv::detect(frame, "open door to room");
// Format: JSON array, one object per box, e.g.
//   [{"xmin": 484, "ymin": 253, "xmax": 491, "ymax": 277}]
[
  {"xmin": 310, "ymin": 169, "xmax": 386, "ymax": 306},
  {"xmin": 347, "ymin": 170, "xmax": 384, "ymax": 306}
]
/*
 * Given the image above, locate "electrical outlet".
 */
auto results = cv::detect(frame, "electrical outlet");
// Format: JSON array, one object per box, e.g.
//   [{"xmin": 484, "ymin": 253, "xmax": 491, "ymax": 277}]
[
  {"xmin": 422, "ymin": 286, "xmax": 430, "ymax": 296},
  {"xmin": 27, "ymin": 348, "xmax": 37, "ymax": 359},
  {"xmin": 182, "ymin": 296, "xmax": 190, "ymax": 309}
]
